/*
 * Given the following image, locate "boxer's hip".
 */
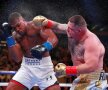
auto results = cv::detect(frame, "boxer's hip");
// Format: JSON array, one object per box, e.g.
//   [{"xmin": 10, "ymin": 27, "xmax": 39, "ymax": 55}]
[{"xmin": 71, "ymin": 70, "xmax": 107, "ymax": 90}]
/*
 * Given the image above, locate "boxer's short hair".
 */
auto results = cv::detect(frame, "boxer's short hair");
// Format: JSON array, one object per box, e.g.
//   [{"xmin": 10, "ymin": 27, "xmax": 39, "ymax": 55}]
[
  {"xmin": 69, "ymin": 15, "xmax": 87, "ymax": 27},
  {"xmin": 8, "ymin": 12, "xmax": 22, "ymax": 24}
]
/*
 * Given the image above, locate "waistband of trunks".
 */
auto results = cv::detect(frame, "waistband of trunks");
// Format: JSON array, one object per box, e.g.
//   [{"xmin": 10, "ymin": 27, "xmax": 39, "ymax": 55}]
[{"xmin": 21, "ymin": 56, "xmax": 53, "ymax": 66}]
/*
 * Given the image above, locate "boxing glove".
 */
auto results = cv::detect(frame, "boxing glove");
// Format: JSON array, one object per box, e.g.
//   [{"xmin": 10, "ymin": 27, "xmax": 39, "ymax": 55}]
[
  {"xmin": 2, "ymin": 22, "xmax": 12, "ymax": 37},
  {"xmin": 2, "ymin": 22, "xmax": 16, "ymax": 47},
  {"xmin": 33, "ymin": 15, "xmax": 53, "ymax": 28},
  {"xmin": 30, "ymin": 42, "xmax": 53, "ymax": 59},
  {"xmin": 55, "ymin": 63, "xmax": 67, "ymax": 78},
  {"xmin": 55, "ymin": 63, "xmax": 77, "ymax": 78}
]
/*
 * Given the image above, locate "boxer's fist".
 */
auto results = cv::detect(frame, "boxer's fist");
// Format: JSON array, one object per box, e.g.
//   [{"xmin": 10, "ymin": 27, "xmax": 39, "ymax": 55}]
[
  {"xmin": 31, "ymin": 42, "xmax": 53, "ymax": 59},
  {"xmin": 30, "ymin": 45, "xmax": 46, "ymax": 59},
  {"xmin": 55, "ymin": 63, "xmax": 66, "ymax": 78},
  {"xmin": 1, "ymin": 22, "xmax": 12, "ymax": 38},
  {"xmin": 33, "ymin": 15, "xmax": 48, "ymax": 27}
]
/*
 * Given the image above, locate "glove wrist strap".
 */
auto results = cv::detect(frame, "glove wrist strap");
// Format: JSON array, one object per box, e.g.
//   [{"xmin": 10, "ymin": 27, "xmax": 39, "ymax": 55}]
[
  {"xmin": 42, "ymin": 42, "xmax": 53, "ymax": 51},
  {"xmin": 6, "ymin": 36, "xmax": 16, "ymax": 47},
  {"xmin": 46, "ymin": 20, "xmax": 53, "ymax": 28},
  {"xmin": 66, "ymin": 66, "xmax": 77, "ymax": 75}
]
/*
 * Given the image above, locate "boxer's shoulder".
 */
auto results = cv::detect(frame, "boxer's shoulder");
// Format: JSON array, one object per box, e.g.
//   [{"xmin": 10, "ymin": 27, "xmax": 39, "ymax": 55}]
[
  {"xmin": 27, "ymin": 21, "xmax": 41, "ymax": 31},
  {"xmin": 12, "ymin": 31, "xmax": 18, "ymax": 38},
  {"xmin": 12, "ymin": 31, "xmax": 23, "ymax": 41}
]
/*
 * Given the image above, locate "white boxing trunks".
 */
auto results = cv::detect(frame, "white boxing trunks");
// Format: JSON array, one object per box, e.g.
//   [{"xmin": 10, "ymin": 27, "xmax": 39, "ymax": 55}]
[{"xmin": 12, "ymin": 56, "xmax": 58, "ymax": 90}]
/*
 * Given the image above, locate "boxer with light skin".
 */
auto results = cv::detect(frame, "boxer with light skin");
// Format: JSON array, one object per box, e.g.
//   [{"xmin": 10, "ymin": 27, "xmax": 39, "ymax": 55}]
[
  {"xmin": 2, "ymin": 12, "xmax": 61, "ymax": 90},
  {"xmin": 33, "ymin": 15, "xmax": 105, "ymax": 75},
  {"xmin": 32, "ymin": 15, "xmax": 107, "ymax": 89}
]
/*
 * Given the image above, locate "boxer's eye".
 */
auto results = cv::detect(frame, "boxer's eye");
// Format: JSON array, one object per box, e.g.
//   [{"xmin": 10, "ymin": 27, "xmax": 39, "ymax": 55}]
[
  {"xmin": 12, "ymin": 23, "xmax": 21, "ymax": 29},
  {"xmin": 16, "ymin": 23, "xmax": 21, "ymax": 28},
  {"xmin": 68, "ymin": 27, "xmax": 74, "ymax": 31}
]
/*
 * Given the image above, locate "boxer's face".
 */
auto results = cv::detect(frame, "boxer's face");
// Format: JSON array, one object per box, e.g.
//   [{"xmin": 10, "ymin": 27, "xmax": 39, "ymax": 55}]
[
  {"xmin": 67, "ymin": 22, "xmax": 78, "ymax": 38},
  {"xmin": 11, "ymin": 17, "xmax": 27, "ymax": 35},
  {"xmin": 67, "ymin": 21, "xmax": 83, "ymax": 40}
]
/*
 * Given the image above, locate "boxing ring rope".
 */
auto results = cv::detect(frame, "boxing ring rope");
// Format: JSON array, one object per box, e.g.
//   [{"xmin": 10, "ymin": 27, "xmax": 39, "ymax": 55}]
[
  {"xmin": 0, "ymin": 71, "xmax": 72, "ymax": 87},
  {"xmin": 0, "ymin": 82, "xmax": 72, "ymax": 87},
  {"xmin": 0, "ymin": 83, "xmax": 108, "ymax": 89},
  {"xmin": 0, "ymin": 71, "xmax": 108, "ymax": 87}
]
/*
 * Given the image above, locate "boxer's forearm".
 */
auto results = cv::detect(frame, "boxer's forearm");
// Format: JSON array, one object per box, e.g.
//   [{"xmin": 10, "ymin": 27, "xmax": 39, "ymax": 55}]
[
  {"xmin": 32, "ymin": 15, "xmax": 67, "ymax": 33},
  {"xmin": 47, "ymin": 33, "xmax": 58, "ymax": 48},
  {"xmin": 77, "ymin": 63, "xmax": 97, "ymax": 74},
  {"xmin": 44, "ymin": 20, "xmax": 67, "ymax": 33},
  {"xmin": 55, "ymin": 63, "xmax": 78, "ymax": 78},
  {"xmin": 8, "ymin": 44, "xmax": 23, "ymax": 63},
  {"xmin": 55, "ymin": 62, "xmax": 98, "ymax": 78}
]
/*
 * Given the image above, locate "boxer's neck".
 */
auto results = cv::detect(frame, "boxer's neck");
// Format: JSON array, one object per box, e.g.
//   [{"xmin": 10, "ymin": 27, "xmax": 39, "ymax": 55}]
[{"xmin": 79, "ymin": 29, "xmax": 88, "ymax": 43}]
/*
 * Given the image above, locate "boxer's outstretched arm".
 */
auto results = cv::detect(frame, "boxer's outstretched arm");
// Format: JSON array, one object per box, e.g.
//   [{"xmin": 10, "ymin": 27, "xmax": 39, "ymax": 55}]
[
  {"xmin": 32, "ymin": 15, "xmax": 67, "ymax": 34},
  {"xmin": 77, "ymin": 38, "xmax": 105, "ymax": 74}
]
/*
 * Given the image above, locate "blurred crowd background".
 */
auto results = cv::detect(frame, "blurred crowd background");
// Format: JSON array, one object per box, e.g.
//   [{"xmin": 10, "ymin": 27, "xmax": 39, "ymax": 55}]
[{"xmin": 0, "ymin": 0, "xmax": 108, "ymax": 90}]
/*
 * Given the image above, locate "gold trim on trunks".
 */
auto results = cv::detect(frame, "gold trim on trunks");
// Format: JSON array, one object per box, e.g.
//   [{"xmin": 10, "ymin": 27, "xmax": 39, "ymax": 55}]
[{"xmin": 74, "ymin": 70, "xmax": 105, "ymax": 90}]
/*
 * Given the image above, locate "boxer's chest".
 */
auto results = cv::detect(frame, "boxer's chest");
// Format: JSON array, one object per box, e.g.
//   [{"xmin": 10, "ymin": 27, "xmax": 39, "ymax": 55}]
[
  {"xmin": 17, "ymin": 34, "xmax": 45, "ymax": 52},
  {"xmin": 68, "ymin": 38, "xmax": 85, "ymax": 60}
]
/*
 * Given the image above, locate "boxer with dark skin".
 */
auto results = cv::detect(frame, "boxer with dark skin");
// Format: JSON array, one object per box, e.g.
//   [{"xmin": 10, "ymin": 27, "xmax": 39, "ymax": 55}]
[{"xmin": 2, "ymin": 12, "xmax": 61, "ymax": 90}]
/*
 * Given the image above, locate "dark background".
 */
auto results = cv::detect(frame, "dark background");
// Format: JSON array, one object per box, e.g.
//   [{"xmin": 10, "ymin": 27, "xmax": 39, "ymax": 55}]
[
  {"xmin": 0, "ymin": 0, "xmax": 108, "ymax": 47},
  {"xmin": 0, "ymin": 0, "xmax": 108, "ymax": 27}
]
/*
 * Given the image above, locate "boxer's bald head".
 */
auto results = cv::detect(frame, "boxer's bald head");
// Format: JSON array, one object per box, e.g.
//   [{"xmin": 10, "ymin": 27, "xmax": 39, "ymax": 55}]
[{"xmin": 69, "ymin": 15, "xmax": 87, "ymax": 27}]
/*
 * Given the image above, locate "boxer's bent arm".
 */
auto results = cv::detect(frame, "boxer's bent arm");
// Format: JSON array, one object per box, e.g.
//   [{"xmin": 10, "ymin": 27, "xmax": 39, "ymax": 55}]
[
  {"xmin": 30, "ymin": 29, "xmax": 58, "ymax": 59},
  {"xmin": 8, "ymin": 33, "xmax": 23, "ymax": 62},
  {"xmin": 40, "ymin": 29, "xmax": 58, "ymax": 47},
  {"xmin": 77, "ymin": 38, "xmax": 102, "ymax": 74},
  {"xmin": 8, "ymin": 43, "xmax": 23, "ymax": 63}
]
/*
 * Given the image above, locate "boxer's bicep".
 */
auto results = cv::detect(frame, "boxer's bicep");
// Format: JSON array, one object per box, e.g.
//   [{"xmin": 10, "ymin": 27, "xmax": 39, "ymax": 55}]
[
  {"xmin": 40, "ymin": 29, "xmax": 58, "ymax": 47},
  {"xmin": 77, "ymin": 39, "xmax": 100, "ymax": 74},
  {"xmin": 84, "ymin": 40, "xmax": 100, "ymax": 69}
]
